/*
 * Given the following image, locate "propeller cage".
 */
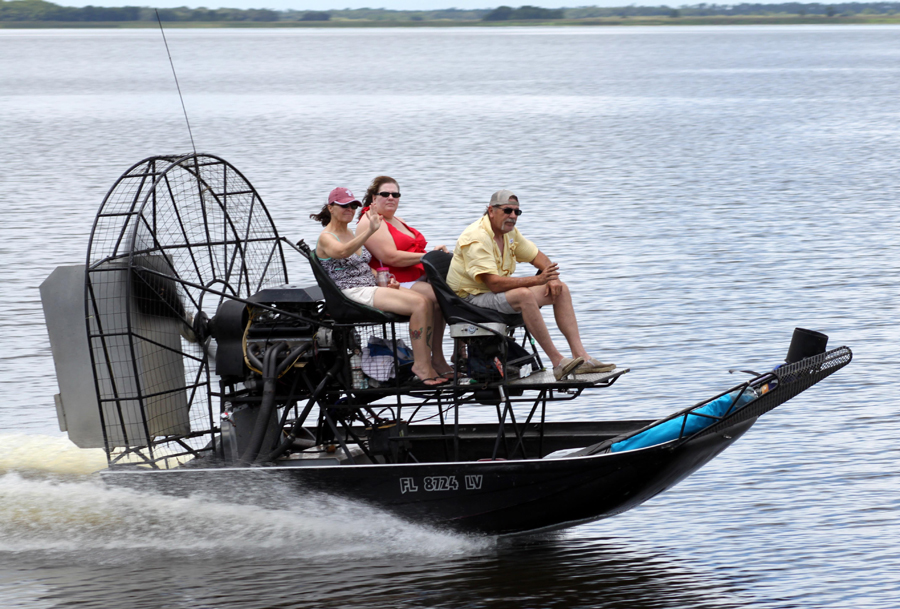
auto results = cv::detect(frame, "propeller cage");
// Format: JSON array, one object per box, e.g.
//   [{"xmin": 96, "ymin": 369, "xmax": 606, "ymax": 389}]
[{"xmin": 84, "ymin": 154, "xmax": 288, "ymax": 467}]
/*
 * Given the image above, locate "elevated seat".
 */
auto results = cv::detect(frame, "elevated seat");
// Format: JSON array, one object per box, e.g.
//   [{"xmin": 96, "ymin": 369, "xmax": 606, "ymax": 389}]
[
  {"xmin": 421, "ymin": 250, "xmax": 540, "ymax": 378},
  {"xmin": 421, "ymin": 250, "xmax": 523, "ymax": 328},
  {"xmin": 296, "ymin": 240, "xmax": 408, "ymax": 325}
]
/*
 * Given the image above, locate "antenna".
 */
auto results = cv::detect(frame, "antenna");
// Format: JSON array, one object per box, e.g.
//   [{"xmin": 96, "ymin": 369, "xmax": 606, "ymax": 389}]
[{"xmin": 155, "ymin": 9, "xmax": 197, "ymax": 155}]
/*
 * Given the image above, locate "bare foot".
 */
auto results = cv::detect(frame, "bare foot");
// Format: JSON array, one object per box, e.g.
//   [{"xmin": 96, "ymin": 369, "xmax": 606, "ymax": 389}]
[{"xmin": 432, "ymin": 359, "xmax": 454, "ymax": 378}]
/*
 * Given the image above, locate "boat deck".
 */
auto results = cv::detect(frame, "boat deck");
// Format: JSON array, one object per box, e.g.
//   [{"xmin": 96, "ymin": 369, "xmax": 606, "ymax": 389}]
[
  {"xmin": 391, "ymin": 367, "xmax": 630, "ymax": 396},
  {"xmin": 508, "ymin": 367, "xmax": 628, "ymax": 389}
]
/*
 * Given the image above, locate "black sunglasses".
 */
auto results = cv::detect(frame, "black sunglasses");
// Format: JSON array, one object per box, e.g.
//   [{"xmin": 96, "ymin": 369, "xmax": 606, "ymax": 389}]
[
  {"xmin": 378, "ymin": 191, "xmax": 401, "ymax": 199},
  {"xmin": 332, "ymin": 201, "xmax": 361, "ymax": 210},
  {"xmin": 493, "ymin": 206, "xmax": 522, "ymax": 216}
]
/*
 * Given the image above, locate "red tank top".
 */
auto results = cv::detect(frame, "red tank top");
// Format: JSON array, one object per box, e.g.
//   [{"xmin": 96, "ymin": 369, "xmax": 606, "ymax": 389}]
[{"xmin": 360, "ymin": 206, "xmax": 427, "ymax": 283}]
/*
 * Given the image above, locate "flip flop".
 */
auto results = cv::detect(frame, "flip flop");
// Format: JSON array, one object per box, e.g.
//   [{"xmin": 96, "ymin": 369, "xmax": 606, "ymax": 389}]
[
  {"xmin": 553, "ymin": 356, "xmax": 584, "ymax": 381},
  {"xmin": 408, "ymin": 376, "xmax": 449, "ymax": 388},
  {"xmin": 575, "ymin": 357, "xmax": 616, "ymax": 374}
]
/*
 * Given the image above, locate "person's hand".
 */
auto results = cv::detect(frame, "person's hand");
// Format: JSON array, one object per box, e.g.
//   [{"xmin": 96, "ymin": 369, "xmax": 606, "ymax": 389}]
[
  {"xmin": 388, "ymin": 277, "xmax": 400, "ymax": 290},
  {"xmin": 536, "ymin": 262, "xmax": 560, "ymax": 285},
  {"xmin": 545, "ymin": 278, "xmax": 563, "ymax": 298},
  {"xmin": 432, "ymin": 244, "xmax": 450, "ymax": 253},
  {"xmin": 366, "ymin": 207, "xmax": 383, "ymax": 233}
]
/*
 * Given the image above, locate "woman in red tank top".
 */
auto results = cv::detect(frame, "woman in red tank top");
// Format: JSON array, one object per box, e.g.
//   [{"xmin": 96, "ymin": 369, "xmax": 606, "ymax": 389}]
[{"xmin": 357, "ymin": 176, "xmax": 453, "ymax": 377}]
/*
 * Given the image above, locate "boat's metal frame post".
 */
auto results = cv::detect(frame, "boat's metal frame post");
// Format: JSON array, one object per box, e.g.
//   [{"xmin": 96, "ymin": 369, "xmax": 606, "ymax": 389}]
[
  {"xmin": 435, "ymin": 392, "xmax": 452, "ymax": 461},
  {"xmin": 205, "ymin": 357, "xmax": 217, "ymax": 457},
  {"xmin": 390, "ymin": 321, "xmax": 403, "ymax": 418},
  {"xmin": 321, "ymin": 408, "xmax": 356, "ymax": 465},
  {"xmin": 262, "ymin": 358, "xmax": 341, "ymax": 462},
  {"xmin": 453, "ymin": 335, "xmax": 462, "ymax": 461},
  {"xmin": 491, "ymin": 385, "xmax": 512, "ymax": 460},
  {"xmin": 514, "ymin": 391, "xmax": 547, "ymax": 459},
  {"xmin": 519, "ymin": 327, "xmax": 542, "ymax": 371},
  {"xmin": 538, "ymin": 391, "xmax": 547, "ymax": 457},
  {"xmin": 501, "ymin": 391, "xmax": 529, "ymax": 459}
]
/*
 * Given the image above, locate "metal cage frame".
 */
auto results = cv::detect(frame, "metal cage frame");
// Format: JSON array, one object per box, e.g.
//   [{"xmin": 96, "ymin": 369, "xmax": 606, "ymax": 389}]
[{"xmin": 84, "ymin": 153, "xmax": 288, "ymax": 467}]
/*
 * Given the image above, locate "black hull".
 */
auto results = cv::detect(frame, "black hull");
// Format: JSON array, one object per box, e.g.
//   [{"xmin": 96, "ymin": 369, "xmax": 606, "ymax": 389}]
[{"xmin": 102, "ymin": 417, "xmax": 756, "ymax": 536}]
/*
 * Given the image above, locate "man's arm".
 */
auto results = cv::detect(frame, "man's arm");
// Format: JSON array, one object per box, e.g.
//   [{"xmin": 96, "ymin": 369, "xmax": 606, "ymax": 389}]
[{"xmin": 479, "ymin": 250, "xmax": 560, "ymax": 293}]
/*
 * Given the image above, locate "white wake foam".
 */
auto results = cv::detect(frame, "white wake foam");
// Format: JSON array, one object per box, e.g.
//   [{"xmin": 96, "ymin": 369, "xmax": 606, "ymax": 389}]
[
  {"xmin": 0, "ymin": 434, "xmax": 107, "ymax": 476},
  {"xmin": 0, "ymin": 435, "xmax": 490, "ymax": 559}
]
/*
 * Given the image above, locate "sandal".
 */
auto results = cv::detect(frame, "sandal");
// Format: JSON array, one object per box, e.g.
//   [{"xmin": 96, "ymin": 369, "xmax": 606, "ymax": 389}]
[
  {"xmin": 553, "ymin": 356, "xmax": 584, "ymax": 381},
  {"xmin": 408, "ymin": 375, "xmax": 449, "ymax": 388},
  {"xmin": 575, "ymin": 357, "xmax": 616, "ymax": 374}
]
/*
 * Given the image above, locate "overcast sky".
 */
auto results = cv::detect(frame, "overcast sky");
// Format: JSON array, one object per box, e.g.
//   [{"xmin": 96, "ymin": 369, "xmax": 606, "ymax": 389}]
[{"xmin": 58, "ymin": 0, "xmax": 632, "ymax": 11}]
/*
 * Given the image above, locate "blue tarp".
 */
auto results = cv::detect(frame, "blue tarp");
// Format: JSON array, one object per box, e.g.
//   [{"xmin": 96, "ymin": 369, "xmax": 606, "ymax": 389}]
[{"xmin": 610, "ymin": 388, "xmax": 758, "ymax": 453}]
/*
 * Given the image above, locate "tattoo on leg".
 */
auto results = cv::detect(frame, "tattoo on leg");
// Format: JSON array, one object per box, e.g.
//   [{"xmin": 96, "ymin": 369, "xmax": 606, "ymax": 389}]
[
  {"xmin": 411, "ymin": 328, "xmax": 423, "ymax": 341},
  {"xmin": 426, "ymin": 327, "xmax": 433, "ymax": 349}
]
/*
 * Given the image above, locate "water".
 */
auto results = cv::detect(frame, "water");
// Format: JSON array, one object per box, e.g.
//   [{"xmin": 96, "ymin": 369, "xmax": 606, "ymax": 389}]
[{"xmin": 1, "ymin": 25, "xmax": 898, "ymax": 607}]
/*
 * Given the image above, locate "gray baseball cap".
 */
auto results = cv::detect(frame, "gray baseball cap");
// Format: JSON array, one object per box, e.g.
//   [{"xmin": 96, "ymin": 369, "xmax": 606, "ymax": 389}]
[{"xmin": 489, "ymin": 190, "xmax": 519, "ymax": 206}]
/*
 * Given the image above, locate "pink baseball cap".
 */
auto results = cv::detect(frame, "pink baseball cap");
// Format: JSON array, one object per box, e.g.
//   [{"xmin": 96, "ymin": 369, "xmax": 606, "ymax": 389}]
[{"xmin": 328, "ymin": 187, "xmax": 359, "ymax": 205}]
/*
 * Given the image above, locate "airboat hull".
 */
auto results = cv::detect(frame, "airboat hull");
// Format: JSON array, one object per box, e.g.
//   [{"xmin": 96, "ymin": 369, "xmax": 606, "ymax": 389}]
[{"xmin": 101, "ymin": 417, "xmax": 755, "ymax": 536}]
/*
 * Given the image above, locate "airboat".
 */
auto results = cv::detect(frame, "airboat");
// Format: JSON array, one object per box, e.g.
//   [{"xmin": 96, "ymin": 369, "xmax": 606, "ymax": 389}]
[{"xmin": 40, "ymin": 153, "xmax": 851, "ymax": 535}]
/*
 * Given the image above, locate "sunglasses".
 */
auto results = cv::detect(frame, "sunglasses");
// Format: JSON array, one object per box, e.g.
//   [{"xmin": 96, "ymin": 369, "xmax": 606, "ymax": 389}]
[
  {"xmin": 332, "ymin": 201, "xmax": 361, "ymax": 210},
  {"xmin": 493, "ymin": 206, "xmax": 522, "ymax": 216},
  {"xmin": 378, "ymin": 192, "xmax": 402, "ymax": 199}
]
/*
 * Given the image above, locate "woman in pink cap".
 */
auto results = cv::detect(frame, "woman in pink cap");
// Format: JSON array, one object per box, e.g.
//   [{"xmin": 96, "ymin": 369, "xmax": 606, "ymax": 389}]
[
  {"xmin": 311, "ymin": 187, "xmax": 448, "ymax": 387},
  {"xmin": 356, "ymin": 176, "xmax": 452, "ymax": 378}
]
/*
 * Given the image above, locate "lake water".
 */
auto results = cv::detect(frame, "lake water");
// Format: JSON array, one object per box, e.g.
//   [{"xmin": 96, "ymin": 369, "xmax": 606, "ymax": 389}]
[{"xmin": 1, "ymin": 25, "xmax": 898, "ymax": 608}]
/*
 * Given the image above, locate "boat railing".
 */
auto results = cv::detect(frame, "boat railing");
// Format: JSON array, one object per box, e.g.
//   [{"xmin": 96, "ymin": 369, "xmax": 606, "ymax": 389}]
[{"xmin": 575, "ymin": 346, "xmax": 852, "ymax": 456}]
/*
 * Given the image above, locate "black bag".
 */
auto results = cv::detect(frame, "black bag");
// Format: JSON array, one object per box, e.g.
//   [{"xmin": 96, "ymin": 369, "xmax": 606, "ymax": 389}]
[{"xmin": 467, "ymin": 336, "xmax": 535, "ymax": 381}]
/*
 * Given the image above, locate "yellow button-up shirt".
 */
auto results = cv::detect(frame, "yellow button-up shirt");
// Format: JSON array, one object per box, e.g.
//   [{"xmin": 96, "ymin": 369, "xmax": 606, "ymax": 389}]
[{"xmin": 446, "ymin": 214, "xmax": 539, "ymax": 297}]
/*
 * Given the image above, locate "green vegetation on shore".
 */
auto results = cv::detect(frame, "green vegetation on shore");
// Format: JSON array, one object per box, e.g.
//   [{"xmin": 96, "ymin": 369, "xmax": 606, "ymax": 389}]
[{"xmin": 2, "ymin": 1, "xmax": 900, "ymax": 27}]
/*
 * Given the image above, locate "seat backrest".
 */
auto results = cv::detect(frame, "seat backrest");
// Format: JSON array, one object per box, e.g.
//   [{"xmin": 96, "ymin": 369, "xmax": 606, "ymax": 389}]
[
  {"xmin": 421, "ymin": 250, "xmax": 523, "ymax": 327},
  {"xmin": 297, "ymin": 240, "xmax": 407, "ymax": 324}
]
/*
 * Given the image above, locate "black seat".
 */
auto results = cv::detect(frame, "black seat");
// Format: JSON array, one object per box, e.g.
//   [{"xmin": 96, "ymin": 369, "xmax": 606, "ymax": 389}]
[
  {"xmin": 297, "ymin": 240, "xmax": 408, "ymax": 325},
  {"xmin": 421, "ymin": 250, "xmax": 523, "ymax": 327}
]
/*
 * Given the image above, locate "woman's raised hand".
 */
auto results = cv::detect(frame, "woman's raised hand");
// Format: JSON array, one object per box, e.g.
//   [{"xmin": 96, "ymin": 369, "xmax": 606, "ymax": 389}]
[{"xmin": 365, "ymin": 207, "xmax": 383, "ymax": 234}]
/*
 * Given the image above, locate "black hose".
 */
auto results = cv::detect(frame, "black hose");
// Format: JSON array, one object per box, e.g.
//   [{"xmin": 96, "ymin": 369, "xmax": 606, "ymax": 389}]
[
  {"xmin": 275, "ymin": 343, "xmax": 313, "ymax": 377},
  {"xmin": 238, "ymin": 342, "xmax": 286, "ymax": 466},
  {"xmin": 246, "ymin": 343, "xmax": 264, "ymax": 372}
]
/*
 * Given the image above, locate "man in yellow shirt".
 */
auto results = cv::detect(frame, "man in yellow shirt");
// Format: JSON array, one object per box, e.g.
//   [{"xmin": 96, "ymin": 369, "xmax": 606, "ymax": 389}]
[{"xmin": 446, "ymin": 190, "xmax": 615, "ymax": 380}]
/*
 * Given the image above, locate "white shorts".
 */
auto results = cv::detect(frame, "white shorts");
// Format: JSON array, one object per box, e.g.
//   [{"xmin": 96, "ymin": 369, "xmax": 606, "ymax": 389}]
[
  {"xmin": 342, "ymin": 286, "xmax": 378, "ymax": 307},
  {"xmin": 399, "ymin": 277, "xmax": 428, "ymax": 290}
]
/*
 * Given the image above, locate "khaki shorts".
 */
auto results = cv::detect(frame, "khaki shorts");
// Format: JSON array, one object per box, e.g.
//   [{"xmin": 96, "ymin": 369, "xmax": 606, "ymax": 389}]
[
  {"xmin": 342, "ymin": 286, "xmax": 378, "ymax": 307},
  {"xmin": 463, "ymin": 291, "xmax": 517, "ymax": 315}
]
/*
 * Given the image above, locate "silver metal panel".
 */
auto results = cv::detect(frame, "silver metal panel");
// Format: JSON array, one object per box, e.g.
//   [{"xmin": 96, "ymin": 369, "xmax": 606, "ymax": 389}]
[
  {"xmin": 449, "ymin": 322, "xmax": 508, "ymax": 338},
  {"xmin": 40, "ymin": 265, "xmax": 105, "ymax": 447},
  {"xmin": 90, "ymin": 260, "xmax": 189, "ymax": 447},
  {"xmin": 41, "ymin": 264, "xmax": 191, "ymax": 449}
]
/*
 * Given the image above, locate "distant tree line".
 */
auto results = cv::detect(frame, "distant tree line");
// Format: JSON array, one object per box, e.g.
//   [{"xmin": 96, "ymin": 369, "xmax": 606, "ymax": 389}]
[
  {"xmin": 299, "ymin": 10, "xmax": 329, "ymax": 21},
  {"xmin": 567, "ymin": 3, "xmax": 900, "ymax": 18},
  {"xmin": 483, "ymin": 5, "xmax": 566, "ymax": 20},
  {"xmin": 265, "ymin": 7, "xmax": 492, "ymax": 22},
  {"xmin": 3, "ymin": 1, "xmax": 900, "ymax": 23},
  {"xmin": 0, "ymin": 0, "xmax": 279, "ymax": 21}
]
